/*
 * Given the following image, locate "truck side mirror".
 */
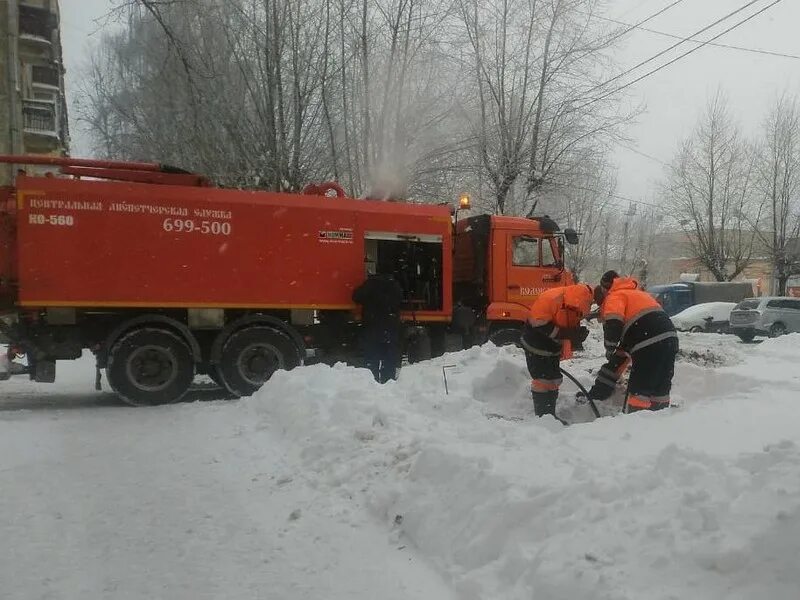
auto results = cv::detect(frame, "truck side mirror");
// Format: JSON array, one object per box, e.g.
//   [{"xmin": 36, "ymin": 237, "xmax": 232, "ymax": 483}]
[{"xmin": 564, "ymin": 228, "xmax": 579, "ymax": 245}]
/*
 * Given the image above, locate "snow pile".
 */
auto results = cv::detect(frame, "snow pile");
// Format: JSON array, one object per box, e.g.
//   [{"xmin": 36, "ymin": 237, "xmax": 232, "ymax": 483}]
[
  {"xmin": 248, "ymin": 334, "xmax": 800, "ymax": 600},
  {"xmin": 676, "ymin": 331, "xmax": 745, "ymax": 368},
  {"xmin": 0, "ymin": 356, "xmax": 458, "ymax": 600}
]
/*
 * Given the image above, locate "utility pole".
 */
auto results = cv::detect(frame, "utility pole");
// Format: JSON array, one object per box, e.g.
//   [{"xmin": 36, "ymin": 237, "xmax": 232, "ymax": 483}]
[
  {"xmin": 620, "ymin": 203, "xmax": 636, "ymax": 274},
  {"xmin": 2, "ymin": 0, "xmax": 22, "ymax": 183},
  {"xmin": 601, "ymin": 215, "xmax": 609, "ymax": 273}
]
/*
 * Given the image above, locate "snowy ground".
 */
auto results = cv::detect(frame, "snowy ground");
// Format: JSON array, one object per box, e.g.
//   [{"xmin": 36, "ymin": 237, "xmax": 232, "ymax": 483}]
[{"xmin": 2, "ymin": 330, "xmax": 800, "ymax": 599}]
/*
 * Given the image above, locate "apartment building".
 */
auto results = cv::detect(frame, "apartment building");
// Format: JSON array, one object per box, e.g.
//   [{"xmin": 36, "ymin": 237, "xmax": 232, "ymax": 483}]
[{"xmin": 1, "ymin": 0, "xmax": 69, "ymax": 183}]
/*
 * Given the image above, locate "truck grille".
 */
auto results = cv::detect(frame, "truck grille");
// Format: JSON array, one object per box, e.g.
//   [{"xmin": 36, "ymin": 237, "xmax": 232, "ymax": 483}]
[{"xmin": 730, "ymin": 312, "xmax": 757, "ymax": 324}]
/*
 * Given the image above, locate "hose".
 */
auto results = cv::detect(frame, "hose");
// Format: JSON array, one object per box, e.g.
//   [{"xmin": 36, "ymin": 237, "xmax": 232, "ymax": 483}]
[{"xmin": 560, "ymin": 367, "xmax": 600, "ymax": 418}]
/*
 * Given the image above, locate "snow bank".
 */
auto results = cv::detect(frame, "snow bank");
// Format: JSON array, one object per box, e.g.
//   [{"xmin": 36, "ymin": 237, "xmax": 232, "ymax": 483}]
[{"xmin": 248, "ymin": 333, "xmax": 800, "ymax": 600}]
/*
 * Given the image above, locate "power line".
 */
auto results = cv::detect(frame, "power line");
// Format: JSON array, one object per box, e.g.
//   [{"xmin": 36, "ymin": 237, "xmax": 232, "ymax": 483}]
[
  {"xmin": 617, "ymin": 142, "xmax": 670, "ymax": 166},
  {"xmin": 601, "ymin": 0, "xmax": 689, "ymax": 46},
  {"xmin": 597, "ymin": 13, "xmax": 800, "ymax": 61},
  {"xmin": 583, "ymin": 0, "xmax": 764, "ymax": 98},
  {"xmin": 546, "ymin": 179, "xmax": 668, "ymax": 213},
  {"xmin": 577, "ymin": 0, "xmax": 786, "ymax": 111}
]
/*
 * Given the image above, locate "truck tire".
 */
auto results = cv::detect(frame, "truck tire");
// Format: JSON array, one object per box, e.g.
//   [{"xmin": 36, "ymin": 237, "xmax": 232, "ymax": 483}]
[
  {"xmin": 107, "ymin": 328, "xmax": 195, "ymax": 406},
  {"xmin": 218, "ymin": 326, "xmax": 301, "ymax": 397}
]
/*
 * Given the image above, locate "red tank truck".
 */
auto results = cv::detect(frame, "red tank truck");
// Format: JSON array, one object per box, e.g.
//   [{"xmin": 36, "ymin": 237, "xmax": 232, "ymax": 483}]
[{"xmin": 0, "ymin": 155, "xmax": 578, "ymax": 405}]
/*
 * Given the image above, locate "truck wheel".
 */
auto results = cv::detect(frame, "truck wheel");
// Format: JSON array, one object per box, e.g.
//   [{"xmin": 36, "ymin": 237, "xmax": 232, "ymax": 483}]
[
  {"xmin": 219, "ymin": 327, "xmax": 301, "ymax": 397},
  {"xmin": 107, "ymin": 328, "xmax": 194, "ymax": 406}
]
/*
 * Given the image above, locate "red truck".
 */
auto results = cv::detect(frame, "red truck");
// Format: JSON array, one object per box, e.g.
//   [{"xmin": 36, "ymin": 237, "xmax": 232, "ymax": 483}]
[{"xmin": 0, "ymin": 155, "xmax": 577, "ymax": 405}]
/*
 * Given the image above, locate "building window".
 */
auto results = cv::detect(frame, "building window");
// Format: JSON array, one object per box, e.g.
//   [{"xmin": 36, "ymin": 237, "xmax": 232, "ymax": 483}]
[
  {"xmin": 22, "ymin": 99, "xmax": 57, "ymax": 136},
  {"xmin": 31, "ymin": 65, "xmax": 60, "ymax": 88},
  {"xmin": 18, "ymin": 5, "xmax": 55, "ymax": 41},
  {"xmin": 32, "ymin": 90, "xmax": 57, "ymax": 102}
]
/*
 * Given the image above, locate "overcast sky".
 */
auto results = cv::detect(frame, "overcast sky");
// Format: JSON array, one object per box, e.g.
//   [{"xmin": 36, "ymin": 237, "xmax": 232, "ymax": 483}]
[{"xmin": 59, "ymin": 0, "xmax": 800, "ymax": 206}]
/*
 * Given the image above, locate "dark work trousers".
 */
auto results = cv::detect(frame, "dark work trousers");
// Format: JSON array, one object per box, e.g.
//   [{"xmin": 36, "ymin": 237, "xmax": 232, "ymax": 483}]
[
  {"xmin": 364, "ymin": 327, "xmax": 400, "ymax": 384},
  {"xmin": 525, "ymin": 351, "xmax": 562, "ymax": 417},
  {"xmin": 627, "ymin": 337, "xmax": 678, "ymax": 412}
]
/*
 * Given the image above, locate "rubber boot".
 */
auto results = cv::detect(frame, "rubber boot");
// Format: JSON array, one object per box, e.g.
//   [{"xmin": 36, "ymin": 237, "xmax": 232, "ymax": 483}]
[{"xmin": 532, "ymin": 390, "xmax": 558, "ymax": 417}]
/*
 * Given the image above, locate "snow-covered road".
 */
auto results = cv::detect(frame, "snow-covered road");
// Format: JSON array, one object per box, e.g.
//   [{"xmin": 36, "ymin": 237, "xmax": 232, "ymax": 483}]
[
  {"xmin": 2, "ymin": 331, "xmax": 800, "ymax": 599},
  {"xmin": 0, "ymin": 360, "xmax": 455, "ymax": 600}
]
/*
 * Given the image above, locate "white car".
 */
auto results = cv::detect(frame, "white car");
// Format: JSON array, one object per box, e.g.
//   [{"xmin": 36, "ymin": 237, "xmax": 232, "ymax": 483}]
[{"xmin": 670, "ymin": 302, "xmax": 737, "ymax": 333}]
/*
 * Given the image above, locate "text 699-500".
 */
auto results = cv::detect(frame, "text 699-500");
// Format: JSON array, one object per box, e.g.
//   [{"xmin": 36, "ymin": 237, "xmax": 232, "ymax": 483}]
[{"xmin": 162, "ymin": 218, "xmax": 231, "ymax": 236}]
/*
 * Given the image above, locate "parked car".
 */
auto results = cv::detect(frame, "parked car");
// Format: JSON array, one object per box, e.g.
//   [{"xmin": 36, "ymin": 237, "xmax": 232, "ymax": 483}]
[
  {"xmin": 729, "ymin": 296, "xmax": 800, "ymax": 342},
  {"xmin": 648, "ymin": 281, "xmax": 753, "ymax": 316},
  {"xmin": 670, "ymin": 302, "xmax": 737, "ymax": 333}
]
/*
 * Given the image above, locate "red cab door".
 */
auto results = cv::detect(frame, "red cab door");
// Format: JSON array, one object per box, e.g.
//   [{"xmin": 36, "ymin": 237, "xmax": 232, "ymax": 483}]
[{"xmin": 504, "ymin": 233, "xmax": 562, "ymax": 308}]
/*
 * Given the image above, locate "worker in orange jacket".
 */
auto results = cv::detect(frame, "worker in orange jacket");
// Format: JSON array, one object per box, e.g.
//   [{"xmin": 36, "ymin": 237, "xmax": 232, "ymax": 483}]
[
  {"xmin": 521, "ymin": 284, "xmax": 593, "ymax": 417},
  {"xmin": 589, "ymin": 271, "xmax": 678, "ymax": 412}
]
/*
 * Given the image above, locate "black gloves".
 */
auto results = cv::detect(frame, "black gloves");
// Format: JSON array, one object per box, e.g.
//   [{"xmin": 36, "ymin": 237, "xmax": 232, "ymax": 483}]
[
  {"xmin": 556, "ymin": 325, "xmax": 590, "ymax": 342},
  {"xmin": 555, "ymin": 327, "xmax": 576, "ymax": 340},
  {"xmin": 588, "ymin": 381, "xmax": 614, "ymax": 401}
]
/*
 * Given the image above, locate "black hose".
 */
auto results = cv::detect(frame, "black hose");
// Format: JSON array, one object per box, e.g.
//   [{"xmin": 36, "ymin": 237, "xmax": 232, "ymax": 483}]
[{"xmin": 560, "ymin": 367, "xmax": 601, "ymax": 418}]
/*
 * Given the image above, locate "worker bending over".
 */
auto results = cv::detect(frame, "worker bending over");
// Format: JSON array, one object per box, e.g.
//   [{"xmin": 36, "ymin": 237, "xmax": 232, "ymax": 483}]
[
  {"xmin": 589, "ymin": 271, "xmax": 678, "ymax": 412},
  {"xmin": 521, "ymin": 284, "xmax": 593, "ymax": 418}
]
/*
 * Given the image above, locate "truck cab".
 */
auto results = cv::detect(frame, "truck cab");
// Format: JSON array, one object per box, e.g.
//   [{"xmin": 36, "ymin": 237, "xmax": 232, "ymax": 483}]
[
  {"xmin": 453, "ymin": 214, "xmax": 577, "ymax": 344},
  {"xmin": 648, "ymin": 283, "xmax": 694, "ymax": 316}
]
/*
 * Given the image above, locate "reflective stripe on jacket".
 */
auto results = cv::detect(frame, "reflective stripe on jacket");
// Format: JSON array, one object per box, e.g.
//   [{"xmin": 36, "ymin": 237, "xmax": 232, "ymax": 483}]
[{"xmin": 600, "ymin": 277, "xmax": 676, "ymax": 353}]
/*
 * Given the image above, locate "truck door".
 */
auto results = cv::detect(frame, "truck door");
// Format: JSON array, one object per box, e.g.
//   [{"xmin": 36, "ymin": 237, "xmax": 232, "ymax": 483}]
[{"xmin": 504, "ymin": 234, "xmax": 561, "ymax": 306}]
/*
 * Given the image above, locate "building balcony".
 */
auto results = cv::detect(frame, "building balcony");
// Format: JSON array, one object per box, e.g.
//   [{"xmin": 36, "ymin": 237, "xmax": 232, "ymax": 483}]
[
  {"xmin": 18, "ymin": 5, "xmax": 56, "ymax": 45},
  {"xmin": 22, "ymin": 99, "xmax": 59, "ymax": 139},
  {"xmin": 31, "ymin": 65, "xmax": 60, "ymax": 88}
]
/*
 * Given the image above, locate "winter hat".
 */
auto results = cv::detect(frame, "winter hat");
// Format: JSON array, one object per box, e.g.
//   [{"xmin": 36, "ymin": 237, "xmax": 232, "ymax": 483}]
[
  {"xmin": 599, "ymin": 270, "xmax": 619, "ymax": 290},
  {"xmin": 593, "ymin": 285, "xmax": 607, "ymax": 307},
  {"xmin": 594, "ymin": 272, "xmax": 618, "ymax": 306}
]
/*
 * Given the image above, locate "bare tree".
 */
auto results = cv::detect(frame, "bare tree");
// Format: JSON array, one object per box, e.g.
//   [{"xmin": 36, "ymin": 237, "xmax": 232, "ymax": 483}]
[
  {"xmin": 663, "ymin": 91, "xmax": 760, "ymax": 281},
  {"xmin": 457, "ymin": 0, "xmax": 633, "ymax": 215},
  {"xmin": 755, "ymin": 94, "xmax": 800, "ymax": 295},
  {"xmin": 533, "ymin": 158, "xmax": 615, "ymax": 281},
  {"xmin": 78, "ymin": 0, "xmax": 467, "ymax": 201},
  {"xmin": 78, "ymin": 0, "xmax": 635, "ymax": 215}
]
